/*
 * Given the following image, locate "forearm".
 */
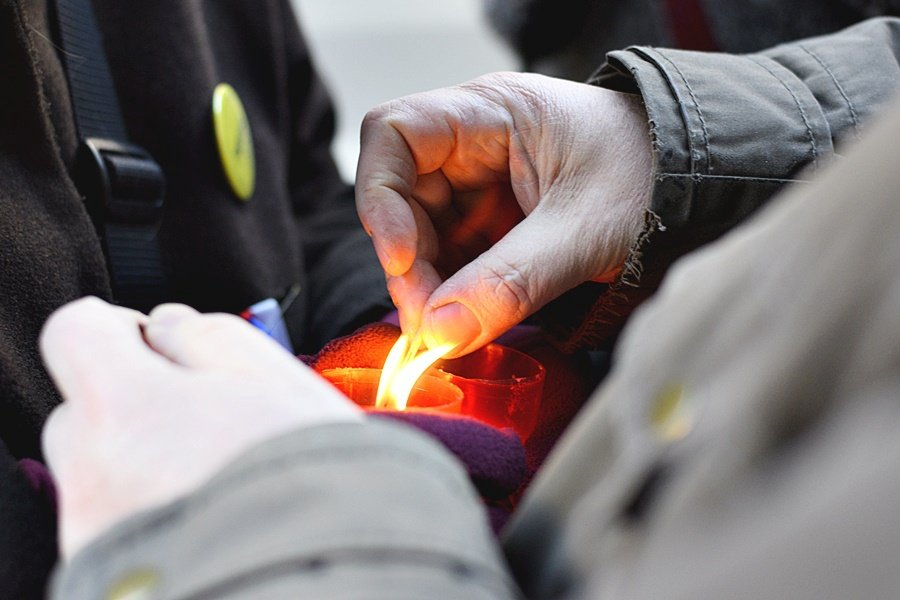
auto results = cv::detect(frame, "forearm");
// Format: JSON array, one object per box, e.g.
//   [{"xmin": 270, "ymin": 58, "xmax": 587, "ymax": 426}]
[{"xmin": 51, "ymin": 420, "xmax": 516, "ymax": 599}]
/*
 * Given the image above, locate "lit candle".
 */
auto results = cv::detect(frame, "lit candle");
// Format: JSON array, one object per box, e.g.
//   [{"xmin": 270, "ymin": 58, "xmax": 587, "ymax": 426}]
[
  {"xmin": 375, "ymin": 334, "xmax": 455, "ymax": 410},
  {"xmin": 321, "ymin": 367, "xmax": 462, "ymax": 414},
  {"xmin": 317, "ymin": 332, "xmax": 545, "ymax": 437},
  {"xmin": 437, "ymin": 343, "xmax": 545, "ymax": 440}
]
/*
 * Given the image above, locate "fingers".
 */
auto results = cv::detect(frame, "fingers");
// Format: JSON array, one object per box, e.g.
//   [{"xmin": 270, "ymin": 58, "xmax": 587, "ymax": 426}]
[
  {"xmin": 356, "ymin": 88, "xmax": 512, "ymax": 277},
  {"xmin": 40, "ymin": 297, "xmax": 167, "ymax": 409},
  {"xmin": 387, "ymin": 258, "xmax": 444, "ymax": 335},
  {"xmin": 420, "ymin": 211, "xmax": 590, "ymax": 356},
  {"xmin": 143, "ymin": 304, "xmax": 303, "ymax": 375},
  {"xmin": 412, "ymin": 170, "xmax": 453, "ymax": 219},
  {"xmin": 356, "ymin": 102, "xmax": 432, "ymax": 276}
]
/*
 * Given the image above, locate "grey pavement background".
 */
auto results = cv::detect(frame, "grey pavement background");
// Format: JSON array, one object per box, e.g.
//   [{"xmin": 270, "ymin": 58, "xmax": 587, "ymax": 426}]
[{"xmin": 291, "ymin": 0, "xmax": 518, "ymax": 181}]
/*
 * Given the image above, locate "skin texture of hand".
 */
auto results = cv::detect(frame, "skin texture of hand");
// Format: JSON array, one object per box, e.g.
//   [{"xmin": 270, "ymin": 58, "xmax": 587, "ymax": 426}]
[
  {"xmin": 40, "ymin": 297, "xmax": 361, "ymax": 560},
  {"xmin": 357, "ymin": 72, "xmax": 653, "ymax": 356}
]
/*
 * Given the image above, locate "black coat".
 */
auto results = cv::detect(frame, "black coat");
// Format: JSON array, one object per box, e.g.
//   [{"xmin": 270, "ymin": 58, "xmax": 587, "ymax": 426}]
[{"xmin": 0, "ymin": 1, "xmax": 389, "ymax": 596}]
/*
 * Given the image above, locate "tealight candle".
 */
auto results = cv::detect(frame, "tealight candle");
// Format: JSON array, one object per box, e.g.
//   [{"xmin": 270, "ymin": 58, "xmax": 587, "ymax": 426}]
[
  {"xmin": 320, "ymin": 367, "xmax": 463, "ymax": 414},
  {"xmin": 437, "ymin": 343, "xmax": 545, "ymax": 440}
]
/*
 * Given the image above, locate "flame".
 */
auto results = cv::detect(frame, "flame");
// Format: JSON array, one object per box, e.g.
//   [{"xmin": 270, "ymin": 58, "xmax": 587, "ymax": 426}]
[
  {"xmin": 376, "ymin": 334, "xmax": 455, "ymax": 410},
  {"xmin": 375, "ymin": 333, "xmax": 409, "ymax": 408}
]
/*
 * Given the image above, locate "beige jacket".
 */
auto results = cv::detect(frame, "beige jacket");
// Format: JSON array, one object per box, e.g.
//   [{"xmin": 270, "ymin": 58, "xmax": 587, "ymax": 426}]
[
  {"xmin": 52, "ymin": 27, "xmax": 900, "ymax": 600},
  {"xmin": 503, "ymin": 96, "xmax": 900, "ymax": 600}
]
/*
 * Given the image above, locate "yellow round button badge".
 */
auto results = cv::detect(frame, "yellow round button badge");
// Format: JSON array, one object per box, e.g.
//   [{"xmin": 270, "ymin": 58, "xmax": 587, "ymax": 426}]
[{"xmin": 212, "ymin": 83, "xmax": 255, "ymax": 201}]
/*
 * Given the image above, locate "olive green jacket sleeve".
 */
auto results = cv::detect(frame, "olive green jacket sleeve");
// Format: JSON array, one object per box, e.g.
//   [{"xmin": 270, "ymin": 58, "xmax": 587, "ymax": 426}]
[
  {"xmin": 49, "ymin": 421, "xmax": 517, "ymax": 600},
  {"xmin": 541, "ymin": 17, "xmax": 900, "ymax": 351},
  {"xmin": 597, "ymin": 16, "xmax": 900, "ymax": 230}
]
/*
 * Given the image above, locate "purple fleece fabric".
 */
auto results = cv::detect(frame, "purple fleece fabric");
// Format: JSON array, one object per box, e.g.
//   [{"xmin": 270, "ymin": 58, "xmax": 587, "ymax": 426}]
[
  {"xmin": 305, "ymin": 322, "xmax": 596, "ymax": 529},
  {"xmin": 373, "ymin": 412, "xmax": 525, "ymax": 498},
  {"xmin": 305, "ymin": 323, "xmax": 530, "ymax": 529},
  {"xmin": 373, "ymin": 412, "xmax": 525, "ymax": 532}
]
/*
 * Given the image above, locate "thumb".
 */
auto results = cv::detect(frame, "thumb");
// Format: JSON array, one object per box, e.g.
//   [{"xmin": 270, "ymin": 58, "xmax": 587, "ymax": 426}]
[{"xmin": 421, "ymin": 211, "xmax": 592, "ymax": 356}]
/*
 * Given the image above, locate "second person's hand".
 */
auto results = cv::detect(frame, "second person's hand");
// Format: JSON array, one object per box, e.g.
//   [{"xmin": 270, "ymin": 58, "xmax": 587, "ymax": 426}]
[{"xmin": 41, "ymin": 298, "xmax": 361, "ymax": 560}]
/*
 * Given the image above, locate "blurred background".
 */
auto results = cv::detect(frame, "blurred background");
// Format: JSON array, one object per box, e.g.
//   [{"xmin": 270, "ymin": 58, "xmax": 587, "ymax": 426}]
[{"xmin": 291, "ymin": 0, "xmax": 517, "ymax": 181}]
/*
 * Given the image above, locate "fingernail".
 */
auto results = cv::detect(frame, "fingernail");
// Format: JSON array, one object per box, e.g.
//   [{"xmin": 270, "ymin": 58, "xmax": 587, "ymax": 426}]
[
  {"xmin": 425, "ymin": 303, "xmax": 480, "ymax": 350},
  {"xmin": 372, "ymin": 239, "xmax": 397, "ymax": 275}
]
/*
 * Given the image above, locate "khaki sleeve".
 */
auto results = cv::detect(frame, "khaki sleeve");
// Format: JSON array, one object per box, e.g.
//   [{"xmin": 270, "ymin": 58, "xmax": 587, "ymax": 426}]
[
  {"xmin": 598, "ymin": 16, "xmax": 900, "ymax": 229},
  {"xmin": 50, "ymin": 420, "xmax": 517, "ymax": 599}
]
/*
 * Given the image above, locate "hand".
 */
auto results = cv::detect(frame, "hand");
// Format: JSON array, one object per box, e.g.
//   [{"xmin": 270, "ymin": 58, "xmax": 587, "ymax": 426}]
[
  {"xmin": 357, "ymin": 72, "xmax": 652, "ymax": 356},
  {"xmin": 40, "ymin": 297, "xmax": 361, "ymax": 559}
]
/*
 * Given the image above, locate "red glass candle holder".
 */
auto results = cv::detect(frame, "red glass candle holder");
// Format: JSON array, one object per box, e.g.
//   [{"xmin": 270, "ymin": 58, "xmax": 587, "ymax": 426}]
[
  {"xmin": 320, "ymin": 367, "xmax": 463, "ymax": 414},
  {"xmin": 437, "ymin": 343, "xmax": 545, "ymax": 440}
]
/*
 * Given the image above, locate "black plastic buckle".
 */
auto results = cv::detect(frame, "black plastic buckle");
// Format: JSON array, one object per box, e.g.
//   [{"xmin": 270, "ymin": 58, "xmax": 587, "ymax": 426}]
[{"xmin": 75, "ymin": 137, "xmax": 165, "ymax": 224}]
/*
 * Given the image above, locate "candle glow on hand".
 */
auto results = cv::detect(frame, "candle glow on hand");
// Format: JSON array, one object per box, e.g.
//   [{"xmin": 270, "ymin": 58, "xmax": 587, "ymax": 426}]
[{"xmin": 375, "ymin": 334, "xmax": 455, "ymax": 410}]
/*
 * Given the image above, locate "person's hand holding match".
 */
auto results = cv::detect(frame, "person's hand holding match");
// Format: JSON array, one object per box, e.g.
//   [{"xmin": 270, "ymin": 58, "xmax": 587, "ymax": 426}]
[{"xmin": 356, "ymin": 72, "xmax": 653, "ymax": 356}]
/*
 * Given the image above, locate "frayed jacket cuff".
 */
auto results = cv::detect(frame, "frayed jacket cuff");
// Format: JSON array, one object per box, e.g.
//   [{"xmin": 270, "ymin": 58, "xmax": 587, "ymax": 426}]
[{"xmin": 593, "ymin": 45, "xmax": 832, "ymax": 230}]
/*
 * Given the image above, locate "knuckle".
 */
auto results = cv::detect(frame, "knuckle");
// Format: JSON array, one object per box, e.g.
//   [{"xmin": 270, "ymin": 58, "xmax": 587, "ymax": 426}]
[
  {"xmin": 203, "ymin": 312, "xmax": 246, "ymax": 334},
  {"xmin": 41, "ymin": 415, "xmax": 65, "ymax": 475},
  {"xmin": 48, "ymin": 296, "xmax": 102, "ymax": 325},
  {"xmin": 481, "ymin": 259, "xmax": 533, "ymax": 322},
  {"xmin": 466, "ymin": 71, "xmax": 515, "ymax": 91},
  {"xmin": 361, "ymin": 106, "xmax": 387, "ymax": 132},
  {"xmin": 40, "ymin": 309, "xmax": 70, "ymax": 346},
  {"xmin": 362, "ymin": 99, "xmax": 407, "ymax": 132},
  {"xmin": 177, "ymin": 312, "xmax": 248, "ymax": 343},
  {"xmin": 41, "ymin": 298, "xmax": 101, "ymax": 350}
]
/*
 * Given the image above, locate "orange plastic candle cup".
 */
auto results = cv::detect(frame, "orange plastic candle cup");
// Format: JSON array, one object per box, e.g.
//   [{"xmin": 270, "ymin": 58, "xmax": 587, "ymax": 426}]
[
  {"xmin": 437, "ymin": 344, "xmax": 545, "ymax": 440},
  {"xmin": 320, "ymin": 367, "xmax": 463, "ymax": 414}
]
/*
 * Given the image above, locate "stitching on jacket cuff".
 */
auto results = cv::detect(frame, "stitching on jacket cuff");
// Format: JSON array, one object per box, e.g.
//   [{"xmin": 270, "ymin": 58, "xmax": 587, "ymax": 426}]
[
  {"xmin": 649, "ymin": 50, "xmax": 712, "ymax": 176},
  {"xmin": 746, "ymin": 55, "xmax": 823, "ymax": 171},
  {"xmin": 797, "ymin": 44, "xmax": 862, "ymax": 140},
  {"xmin": 599, "ymin": 45, "xmax": 835, "ymax": 228},
  {"xmin": 656, "ymin": 173, "xmax": 799, "ymax": 184}
]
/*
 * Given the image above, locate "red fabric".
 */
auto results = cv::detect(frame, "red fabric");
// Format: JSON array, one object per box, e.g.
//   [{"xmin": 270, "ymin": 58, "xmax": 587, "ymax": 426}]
[{"xmin": 663, "ymin": 0, "xmax": 719, "ymax": 51}]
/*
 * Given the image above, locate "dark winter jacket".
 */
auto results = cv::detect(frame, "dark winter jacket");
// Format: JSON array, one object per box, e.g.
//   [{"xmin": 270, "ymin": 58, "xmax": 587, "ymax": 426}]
[{"xmin": 0, "ymin": 1, "xmax": 389, "ymax": 597}]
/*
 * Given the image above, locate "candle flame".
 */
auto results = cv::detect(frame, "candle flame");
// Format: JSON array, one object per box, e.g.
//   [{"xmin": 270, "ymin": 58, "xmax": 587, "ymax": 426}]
[
  {"xmin": 376, "ymin": 334, "xmax": 455, "ymax": 410},
  {"xmin": 375, "ymin": 333, "xmax": 409, "ymax": 408}
]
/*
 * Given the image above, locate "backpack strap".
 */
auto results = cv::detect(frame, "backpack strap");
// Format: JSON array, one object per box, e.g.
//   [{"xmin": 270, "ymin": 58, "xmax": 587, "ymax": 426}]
[{"xmin": 54, "ymin": 0, "xmax": 169, "ymax": 312}]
